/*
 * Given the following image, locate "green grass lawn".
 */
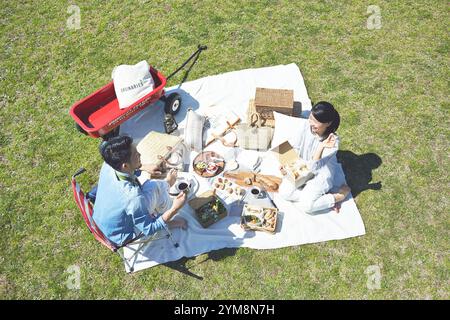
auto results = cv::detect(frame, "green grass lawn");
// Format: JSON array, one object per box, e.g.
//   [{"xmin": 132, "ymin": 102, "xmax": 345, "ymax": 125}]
[{"xmin": 0, "ymin": 0, "xmax": 448, "ymax": 299}]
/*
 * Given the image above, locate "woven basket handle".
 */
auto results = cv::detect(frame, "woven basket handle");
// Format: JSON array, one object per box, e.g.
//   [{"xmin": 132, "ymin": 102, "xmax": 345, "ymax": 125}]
[
  {"xmin": 249, "ymin": 112, "xmax": 261, "ymax": 128},
  {"xmin": 156, "ymin": 146, "xmax": 182, "ymax": 167}
]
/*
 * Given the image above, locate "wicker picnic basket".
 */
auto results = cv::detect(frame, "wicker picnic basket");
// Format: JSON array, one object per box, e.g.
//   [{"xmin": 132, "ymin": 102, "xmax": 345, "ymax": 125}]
[{"xmin": 254, "ymin": 87, "xmax": 294, "ymax": 121}]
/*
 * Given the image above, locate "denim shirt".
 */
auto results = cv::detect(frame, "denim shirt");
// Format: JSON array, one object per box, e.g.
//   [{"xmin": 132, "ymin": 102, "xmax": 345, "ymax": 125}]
[{"xmin": 92, "ymin": 162, "xmax": 167, "ymax": 247}]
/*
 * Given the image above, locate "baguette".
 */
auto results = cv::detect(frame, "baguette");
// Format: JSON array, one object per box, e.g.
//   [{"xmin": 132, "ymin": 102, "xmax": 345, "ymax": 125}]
[{"xmin": 255, "ymin": 175, "xmax": 278, "ymax": 191}]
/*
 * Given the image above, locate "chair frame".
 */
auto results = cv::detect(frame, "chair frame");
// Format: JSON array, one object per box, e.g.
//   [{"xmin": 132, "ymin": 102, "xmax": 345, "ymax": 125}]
[{"xmin": 71, "ymin": 168, "xmax": 178, "ymax": 272}]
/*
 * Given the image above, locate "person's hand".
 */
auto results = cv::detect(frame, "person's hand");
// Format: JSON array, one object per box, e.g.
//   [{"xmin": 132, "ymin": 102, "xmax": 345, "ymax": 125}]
[
  {"xmin": 141, "ymin": 163, "xmax": 163, "ymax": 176},
  {"xmin": 279, "ymin": 165, "xmax": 287, "ymax": 176},
  {"xmin": 165, "ymin": 168, "xmax": 178, "ymax": 187},
  {"xmin": 171, "ymin": 191, "xmax": 186, "ymax": 212},
  {"xmin": 322, "ymin": 133, "xmax": 336, "ymax": 148}
]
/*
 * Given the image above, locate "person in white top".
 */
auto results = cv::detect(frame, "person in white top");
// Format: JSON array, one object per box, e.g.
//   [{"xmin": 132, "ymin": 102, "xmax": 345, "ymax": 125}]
[{"xmin": 279, "ymin": 101, "xmax": 350, "ymax": 214}]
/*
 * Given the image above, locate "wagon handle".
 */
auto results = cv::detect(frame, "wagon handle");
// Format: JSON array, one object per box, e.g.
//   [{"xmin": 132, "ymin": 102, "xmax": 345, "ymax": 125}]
[
  {"xmin": 166, "ymin": 44, "xmax": 208, "ymax": 81},
  {"xmin": 72, "ymin": 167, "xmax": 86, "ymax": 179}
]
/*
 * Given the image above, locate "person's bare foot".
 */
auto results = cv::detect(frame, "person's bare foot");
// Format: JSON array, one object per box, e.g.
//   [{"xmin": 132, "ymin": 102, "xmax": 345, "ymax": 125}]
[
  {"xmin": 333, "ymin": 184, "xmax": 351, "ymax": 203},
  {"xmin": 165, "ymin": 168, "xmax": 178, "ymax": 187}
]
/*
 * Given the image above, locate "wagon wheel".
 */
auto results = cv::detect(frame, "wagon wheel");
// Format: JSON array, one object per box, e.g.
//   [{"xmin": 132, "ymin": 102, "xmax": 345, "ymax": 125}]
[
  {"xmin": 163, "ymin": 92, "xmax": 182, "ymax": 115},
  {"xmin": 75, "ymin": 123, "xmax": 88, "ymax": 135}
]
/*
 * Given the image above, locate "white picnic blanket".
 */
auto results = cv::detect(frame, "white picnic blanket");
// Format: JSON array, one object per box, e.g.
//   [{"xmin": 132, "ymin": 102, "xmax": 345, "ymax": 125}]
[{"xmin": 120, "ymin": 63, "xmax": 366, "ymax": 273}]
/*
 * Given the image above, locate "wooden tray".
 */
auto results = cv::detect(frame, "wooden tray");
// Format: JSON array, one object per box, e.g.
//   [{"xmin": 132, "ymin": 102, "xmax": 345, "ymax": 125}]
[
  {"xmin": 188, "ymin": 190, "xmax": 227, "ymax": 228},
  {"xmin": 193, "ymin": 151, "xmax": 225, "ymax": 178},
  {"xmin": 224, "ymin": 171, "xmax": 282, "ymax": 193},
  {"xmin": 240, "ymin": 204, "xmax": 278, "ymax": 234}
]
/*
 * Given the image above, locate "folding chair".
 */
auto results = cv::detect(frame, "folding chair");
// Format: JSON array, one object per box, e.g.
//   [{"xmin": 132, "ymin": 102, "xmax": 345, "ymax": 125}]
[{"xmin": 71, "ymin": 168, "xmax": 179, "ymax": 272}]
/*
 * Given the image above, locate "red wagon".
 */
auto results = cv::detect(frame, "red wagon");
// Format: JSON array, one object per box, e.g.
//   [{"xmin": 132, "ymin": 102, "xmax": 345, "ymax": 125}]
[{"xmin": 69, "ymin": 45, "xmax": 207, "ymax": 139}]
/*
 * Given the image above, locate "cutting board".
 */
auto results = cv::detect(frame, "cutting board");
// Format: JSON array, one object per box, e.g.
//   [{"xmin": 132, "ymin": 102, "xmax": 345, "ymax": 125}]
[{"xmin": 224, "ymin": 171, "xmax": 282, "ymax": 192}]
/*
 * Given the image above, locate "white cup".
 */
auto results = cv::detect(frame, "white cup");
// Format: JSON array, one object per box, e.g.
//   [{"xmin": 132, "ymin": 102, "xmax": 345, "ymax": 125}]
[
  {"xmin": 250, "ymin": 186, "xmax": 263, "ymax": 198},
  {"xmin": 176, "ymin": 180, "xmax": 190, "ymax": 193}
]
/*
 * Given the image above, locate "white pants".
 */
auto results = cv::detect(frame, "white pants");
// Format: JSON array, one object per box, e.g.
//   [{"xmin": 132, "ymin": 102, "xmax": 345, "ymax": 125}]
[
  {"xmin": 142, "ymin": 180, "xmax": 173, "ymax": 216},
  {"xmin": 279, "ymin": 171, "xmax": 335, "ymax": 214}
]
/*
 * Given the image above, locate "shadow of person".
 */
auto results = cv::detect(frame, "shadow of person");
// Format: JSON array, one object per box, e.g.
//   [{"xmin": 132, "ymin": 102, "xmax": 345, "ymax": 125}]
[
  {"xmin": 336, "ymin": 150, "xmax": 382, "ymax": 198},
  {"xmin": 200, "ymin": 248, "xmax": 239, "ymax": 264},
  {"xmin": 162, "ymin": 248, "xmax": 239, "ymax": 280},
  {"xmin": 163, "ymin": 258, "xmax": 204, "ymax": 280}
]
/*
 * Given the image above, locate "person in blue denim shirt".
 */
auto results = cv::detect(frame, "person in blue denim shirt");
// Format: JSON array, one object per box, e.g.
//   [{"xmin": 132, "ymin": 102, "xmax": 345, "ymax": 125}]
[{"xmin": 93, "ymin": 135, "xmax": 187, "ymax": 247}]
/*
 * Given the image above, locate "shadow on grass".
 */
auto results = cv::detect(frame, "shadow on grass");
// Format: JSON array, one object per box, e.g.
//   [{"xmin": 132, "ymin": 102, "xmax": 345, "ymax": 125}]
[
  {"xmin": 337, "ymin": 150, "xmax": 382, "ymax": 198},
  {"xmin": 162, "ymin": 248, "xmax": 239, "ymax": 280}
]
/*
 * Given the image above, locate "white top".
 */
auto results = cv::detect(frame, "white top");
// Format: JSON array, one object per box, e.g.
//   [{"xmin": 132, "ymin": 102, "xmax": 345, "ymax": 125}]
[{"xmin": 293, "ymin": 118, "xmax": 340, "ymax": 188}]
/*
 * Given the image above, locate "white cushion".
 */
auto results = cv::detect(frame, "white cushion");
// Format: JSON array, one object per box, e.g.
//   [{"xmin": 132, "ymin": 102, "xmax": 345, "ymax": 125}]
[
  {"xmin": 112, "ymin": 60, "xmax": 155, "ymax": 109},
  {"xmin": 270, "ymin": 111, "xmax": 306, "ymax": 149},
  {"xmin": 184, "ymin": 109, "xmax": 205, "ymax": 152}
]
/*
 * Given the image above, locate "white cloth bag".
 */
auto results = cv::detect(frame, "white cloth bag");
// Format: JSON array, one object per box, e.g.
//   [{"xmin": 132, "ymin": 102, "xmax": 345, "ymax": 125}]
[
  {"xmin": 112, "ymin": 60, "xmax": 155, "ymax": 109},
  {"xmin": 184, "ymin": 108, "xmax": 205, "ymax": 152}
]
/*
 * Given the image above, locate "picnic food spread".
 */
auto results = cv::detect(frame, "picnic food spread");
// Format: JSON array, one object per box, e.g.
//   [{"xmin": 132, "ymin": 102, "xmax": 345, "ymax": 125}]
[
  {"xmin": 193, "ymin": 151, "xmax": 225, "ymax": 178},
  {"xmin": 271, "ymin": 141, "xmax": 314, "ymax": 187},
  {"xmin": 206, "ymin": 162, "xmax": 219, "ymax": 174},
  {"xmin": 213, "ymin": 177, "xmax": 245, "ymax": 198},
  {"xmin": 286, "ymin": 160, "xmax": 310, "ymax": 179},
  {"xmin": 194, "ymin": 161, "xmax": 207, "ymax": 172},
  {"xmin": 178, "ymin": 92, "xmax": 300, "ymax": 233},
  {"xmin": 224, "ymin": 171, "xmax": 282, "ymax": 192},
  {"xmin": 140, "ymin": 91, "xmax": 302, "ymax": 233},
  {"xmin": 241, "ymin": 204, "xmax": 278, "ymax": 233},
  {"xmin": 197, "ymin": 198, "xmax": 226, "ymax": 225},
  {"xmin": 188, "ymin": 190, "xmax": 227, "ymax": 228}
]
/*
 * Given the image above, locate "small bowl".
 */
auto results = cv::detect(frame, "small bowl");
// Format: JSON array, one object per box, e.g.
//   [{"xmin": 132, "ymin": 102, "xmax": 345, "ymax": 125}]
[{"xmin": 206, "ymin": 162, "xmax": 219, "ymax": 174}]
